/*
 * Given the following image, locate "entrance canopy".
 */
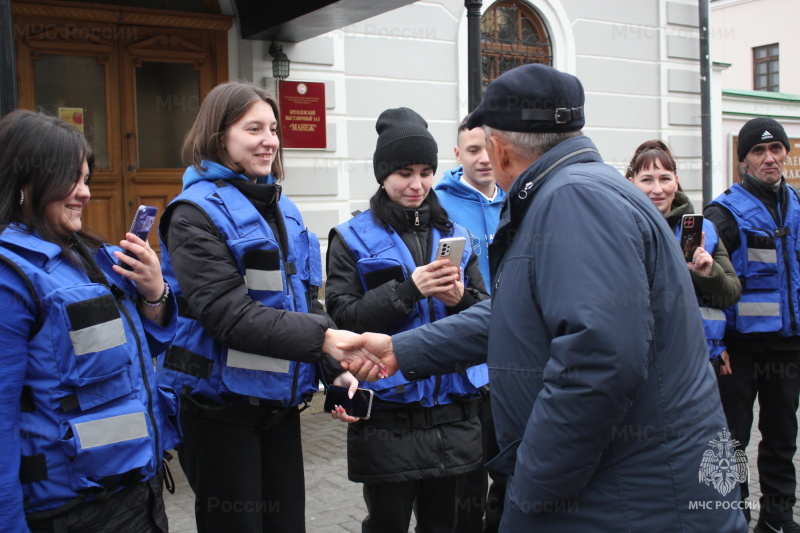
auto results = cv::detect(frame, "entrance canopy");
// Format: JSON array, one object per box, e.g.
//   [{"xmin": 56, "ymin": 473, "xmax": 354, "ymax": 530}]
[{"xmin": 235, "ymin": 0, "xmax": 418, "ymax": 41}]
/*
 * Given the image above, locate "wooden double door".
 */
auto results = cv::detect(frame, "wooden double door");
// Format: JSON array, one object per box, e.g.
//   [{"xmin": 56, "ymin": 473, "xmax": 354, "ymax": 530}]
[{"xmin": 13, "ymin": 0, "xmax": 231, "ymax": 248}]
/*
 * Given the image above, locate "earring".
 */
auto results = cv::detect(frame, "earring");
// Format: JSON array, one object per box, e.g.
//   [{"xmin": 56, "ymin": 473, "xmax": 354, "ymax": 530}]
[{"xmin": 19, "ymin": 190, "xmax": 24, "ymax": 206}]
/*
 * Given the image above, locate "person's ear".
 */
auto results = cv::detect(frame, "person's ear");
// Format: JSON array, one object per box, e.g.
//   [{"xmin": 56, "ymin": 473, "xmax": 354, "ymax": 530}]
[
  {"xmin": 489, "ymin": 133, "xmax": 510, "ymax": 171},
  {"xmin": 453, "ymin": 146, "xmax": 461, "ymax": 164}
]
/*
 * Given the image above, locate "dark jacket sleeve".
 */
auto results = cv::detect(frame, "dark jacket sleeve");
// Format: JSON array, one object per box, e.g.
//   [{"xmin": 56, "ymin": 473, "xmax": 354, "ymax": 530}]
[
  {"xmin": 325, "ymin": 229, "xmax": 423, "ymax": 334},
  {"xmin": 691, "ymin": 236, "xmax": 741, "ymax": 309},
  {"xmin": 393, "ymin": 299, "xmax": 491, "ymax": 377},
  {"xmin": 165, "ymin": 202, "xmax": 329, "ymax": 364}
]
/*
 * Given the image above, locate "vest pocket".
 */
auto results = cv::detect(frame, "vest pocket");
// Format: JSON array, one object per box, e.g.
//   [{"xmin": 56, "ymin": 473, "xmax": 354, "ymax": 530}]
[
  {"xmin": 59, "ymin": 398, "xmax": 153, "ymax": 491},
  {"xmin": 156, "ymin": 385, "xmax": 182, "ymax": 453},
  {"xmin": 293, "ymin": 230, "xmax": 322, "ymax": 287},
  {"xmin": 736, "ymin": 291, "xmax": 782, "ymax": 334},
  {"xmin": 49, "ymin": 287, "xmax": 133, "ymax": 390},
  {"xmin": 220, "ymin": 351, "xmax": 291, "ymax": 401},
  {"xmin": 744, "ymin": 231, "xmax": 779, "ymax": 290}
]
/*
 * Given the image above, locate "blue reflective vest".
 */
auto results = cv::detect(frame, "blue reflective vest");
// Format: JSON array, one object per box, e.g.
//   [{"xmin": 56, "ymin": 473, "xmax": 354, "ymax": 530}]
[
  {"xmin": 0, "ymin": 229, "xmax": 179, "ymax": 515},
  {"xmin": 335, "ymin": 210, "xmax": 484, "ymax": 406},
  {"xmin": 709, "ymin": 184, "xmax": 800, "ymax": 337},
  {"xmin": 673, "ymin": 220, "xmax": 727, "ymax": 359},
  {"xmin": 158, "ymin": 178, "xmax": 320, "ymax": 407}
]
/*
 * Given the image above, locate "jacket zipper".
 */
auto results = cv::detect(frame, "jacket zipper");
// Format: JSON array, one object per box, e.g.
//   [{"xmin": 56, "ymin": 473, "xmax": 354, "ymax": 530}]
[
  {"xmin": 276, "ymin": 215, "xmax": 301, "ymax": 405},
  {"xmin": 112, "ymin": 285, "xmax": 161, "ymax": 461}
]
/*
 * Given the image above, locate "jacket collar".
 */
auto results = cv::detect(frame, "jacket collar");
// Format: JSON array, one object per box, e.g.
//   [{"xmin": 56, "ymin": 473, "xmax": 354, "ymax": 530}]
[
  {"xmin": 665, "ymin": 191, "xmax": 694, "ymax": 230},
  {"xmin": 182, "ymin": 160, "xmax": 276, "ymax": 191},
  {"xmin": 488, "ymin": 136, "xmax": 602, "ymax": 285},
  {"xmin": 502, "ymin": 135, "xmax": 602, "ymax": 228}
]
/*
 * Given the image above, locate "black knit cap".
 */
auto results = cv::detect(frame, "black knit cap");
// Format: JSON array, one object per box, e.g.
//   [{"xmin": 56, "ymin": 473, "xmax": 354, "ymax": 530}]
[
  {"xmin": 466, "ymin": 63, "xmax": 585, "ymax": 133},
  {"xmin": 737, "ymin": 117, "xmax": 790, "ymax": 161},
  {"xmin": 373, "ymin": 107, "xmax": 438, "ymax": 183}
]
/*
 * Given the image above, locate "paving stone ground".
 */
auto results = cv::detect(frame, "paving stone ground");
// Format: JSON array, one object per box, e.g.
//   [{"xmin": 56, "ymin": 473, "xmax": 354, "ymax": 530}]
[{"xmin": 164, "ymin": 393, "xmax": 800, "ymax": 532}]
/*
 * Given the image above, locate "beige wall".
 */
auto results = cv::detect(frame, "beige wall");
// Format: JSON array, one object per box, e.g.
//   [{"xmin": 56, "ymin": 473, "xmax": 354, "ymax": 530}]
[{"xmin": 711, "ymin": 0, "xmax": 800, "ymax": 94}]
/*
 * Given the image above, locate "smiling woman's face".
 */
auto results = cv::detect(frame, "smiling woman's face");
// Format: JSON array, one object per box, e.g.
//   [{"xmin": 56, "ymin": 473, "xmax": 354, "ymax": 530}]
[
  {"xmin": 222, "ymin": 100, "xmax": 280, "ymax": 181},
  {"xmin": 44, "ymin": 158, "xmax": 91, "ymax": 237},
  {"xmin": 631, "ymin": 159, "xmax": 679, "ymax": 215}
]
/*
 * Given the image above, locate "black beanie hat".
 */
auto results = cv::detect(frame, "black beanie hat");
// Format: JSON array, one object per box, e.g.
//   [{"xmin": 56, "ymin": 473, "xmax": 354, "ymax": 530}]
[
  {"xmin": 737, "ymin": 117, "xmax": 790, "ymax": 161},
  {"xmin": 373, "ymin": 107, "xmax": 438, "ymax": 183}
]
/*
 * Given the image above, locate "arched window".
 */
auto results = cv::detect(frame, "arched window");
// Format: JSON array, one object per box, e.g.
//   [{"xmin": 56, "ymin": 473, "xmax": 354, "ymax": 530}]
[{"xmin": 481, "ymin": 1, "xmax": 552, "ymax": 91}]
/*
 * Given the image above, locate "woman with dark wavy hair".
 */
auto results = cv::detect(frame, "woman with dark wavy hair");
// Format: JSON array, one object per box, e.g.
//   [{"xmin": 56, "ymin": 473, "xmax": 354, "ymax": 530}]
[{"xmin": 0, "ymin": 110, "xmax": 178, "ymax": 532}]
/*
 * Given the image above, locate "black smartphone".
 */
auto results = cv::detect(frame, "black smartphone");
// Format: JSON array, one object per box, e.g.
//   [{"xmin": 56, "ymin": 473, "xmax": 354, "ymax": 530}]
[
  {"xmin": 680, "ymin": 214, "xmax": 703, "ymax": 262},
  {"xmin": 121, "ymin": 205, "xmax": 158, "ymax": 270},
  {"xmin": 323, "ymin": 385, "xmax": 374, "ymax": 419}
]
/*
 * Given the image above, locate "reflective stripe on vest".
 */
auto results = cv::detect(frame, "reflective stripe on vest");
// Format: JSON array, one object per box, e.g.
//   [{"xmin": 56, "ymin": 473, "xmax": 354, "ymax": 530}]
[
  {"xmin": 69, "ymin": 318, "xmax": 126, "ymax": 356},
  {"xmin": 75, "ymin": 411, "xmax": 149, "ymax": 449},
  {"xmin": 748, "ymin": 248, "xmax": 777, "ymax": 264},
  {"xmin": 738, "ymin": 301, "xmax": 781, "ymax": 317},
  {"xmin": 244, "ymin": 269, "xmax": 283, "ymax": 292},
  {"xmin": 226, "ymin": 349, "xmax": 290, "ymax": 373},
  {"xmin": 700, "ymin": 307, "xmax": 726, "ymax": 322}
]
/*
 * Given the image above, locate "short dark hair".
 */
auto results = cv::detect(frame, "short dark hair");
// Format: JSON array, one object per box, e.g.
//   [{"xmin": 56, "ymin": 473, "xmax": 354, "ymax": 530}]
[
  {"xmin": 182, "ymin": 81, "xmax": 285, "ymax": 181},
  {"xmin": 626, "ymin": 139, "xmax": 677, "ymax": 180},
  {"xmin": 0, "ymin": 110, "xmax": 102, "ymax": 256}
]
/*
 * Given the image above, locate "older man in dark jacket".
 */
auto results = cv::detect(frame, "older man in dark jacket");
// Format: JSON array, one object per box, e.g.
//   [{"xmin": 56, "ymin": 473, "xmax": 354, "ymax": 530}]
[{"xmin": 340, "ymin": 64, "xmax": 747, "ymax": 532}]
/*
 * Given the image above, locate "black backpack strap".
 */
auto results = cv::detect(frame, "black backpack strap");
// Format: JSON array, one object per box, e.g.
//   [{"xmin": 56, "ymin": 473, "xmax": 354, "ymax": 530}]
[{"xmin": 0, "ymin": 255, "xmax": 42, "ymax": 339}]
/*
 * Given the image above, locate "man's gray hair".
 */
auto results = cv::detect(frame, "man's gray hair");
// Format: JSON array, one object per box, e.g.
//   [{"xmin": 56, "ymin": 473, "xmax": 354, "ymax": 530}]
[{"xmin": 484, "ymin": 126, "xmax": 583, "ymax": 161}]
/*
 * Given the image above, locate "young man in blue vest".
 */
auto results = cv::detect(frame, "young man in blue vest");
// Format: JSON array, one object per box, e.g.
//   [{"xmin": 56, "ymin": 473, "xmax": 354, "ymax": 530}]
[{"xmin": 705, "ymin": 117, "xmax": 800, "ymax": 533}]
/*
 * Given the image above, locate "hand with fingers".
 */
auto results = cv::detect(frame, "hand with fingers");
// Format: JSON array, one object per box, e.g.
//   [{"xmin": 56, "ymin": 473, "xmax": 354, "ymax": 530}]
[
  {"xmin": 411, "ymin": 258, "xmax": 460, "ymax": 298},
  {"xmin": 336, "ymin": 332, "xmax": 399, "ymax": 382},
  {"xmin": 329, "ymin": 371, "xmax": 361, "ymax": 424},
  {"xmin": 687, "ymin": 232, "xmax": 714, "ymax": 278}
]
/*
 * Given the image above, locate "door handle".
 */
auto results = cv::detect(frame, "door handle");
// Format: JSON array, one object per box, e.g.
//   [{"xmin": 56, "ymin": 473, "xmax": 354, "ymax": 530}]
[{"xmin": 126, "ymin": 132, "xmax": 137, "ymax": 171}]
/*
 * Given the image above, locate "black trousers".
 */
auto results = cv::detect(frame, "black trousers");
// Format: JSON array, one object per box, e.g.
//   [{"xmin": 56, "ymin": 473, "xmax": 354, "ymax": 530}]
[
  {"xmin": 456, "ymin": 392, "xmax": 506, "ymax": 533},
  {"xmin": 177, "ymin": 400, "xmax": 305, "ymax": 533},
  {"xmin": 717, "ymin": 348, "xmax": 800, "ymax": 522},
  {"xmin": 27, "ymin": 471, "xmax": 168, "ymax": 533},
  {"xmin": 362, "ymin": 474, "xmax": 466, "ymax": 533}
]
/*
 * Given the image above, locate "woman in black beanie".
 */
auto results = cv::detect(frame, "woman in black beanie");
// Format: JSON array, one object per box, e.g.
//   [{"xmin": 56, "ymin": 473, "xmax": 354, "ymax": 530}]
[{"xmin": 325, "ymin": 107, "xmax": 489, "ymax": 532}]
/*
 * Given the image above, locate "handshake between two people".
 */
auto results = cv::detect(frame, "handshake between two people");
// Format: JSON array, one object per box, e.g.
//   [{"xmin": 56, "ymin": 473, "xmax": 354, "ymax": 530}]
[{"xmin": 322, "ymin": 329, "xmax": 398, "ymax": 382}]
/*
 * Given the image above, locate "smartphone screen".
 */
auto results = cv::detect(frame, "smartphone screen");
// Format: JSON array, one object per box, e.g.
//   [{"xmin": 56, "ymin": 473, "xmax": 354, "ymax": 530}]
[
  {"xmin": 323, "ymin": 385, "xmax": 374, "ymax": 419},
  {"xmin": 436, "ymin": 237, "xmax": 467, "ymax": 268},
  {"xmin": 121, "ymin": 205, "xmax": 158, "ymax": 270},
  {"xmin": 680, "ymin": 214, "xmax": 703, "ymax": 262}
]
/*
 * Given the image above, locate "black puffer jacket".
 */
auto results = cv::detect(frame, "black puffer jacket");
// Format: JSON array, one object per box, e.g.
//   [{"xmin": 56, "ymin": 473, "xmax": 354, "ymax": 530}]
[
  {"xmin": 325, "ymin": 201, "xmax": 489, "ymax": 483},
  {"xmin": 162, "ymin": 180, "xmax": 339, "ymax": 371}
]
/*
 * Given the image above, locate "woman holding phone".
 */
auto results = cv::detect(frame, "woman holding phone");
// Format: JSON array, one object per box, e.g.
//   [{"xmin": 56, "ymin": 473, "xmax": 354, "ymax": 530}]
[
  {"xmin": 0, "ymin": 110, "xmax": 179, "ymax": 532},
  {"xmin": 325, "ymin": 107, "xmax": 490, "ymax": 532},
  {"xmin": 627, "ymin": 140, "xmax": 741, "ymax": 373},
  {"xmin": 156, "ymin": 81, "xmax": 358, "ymax": 533}
]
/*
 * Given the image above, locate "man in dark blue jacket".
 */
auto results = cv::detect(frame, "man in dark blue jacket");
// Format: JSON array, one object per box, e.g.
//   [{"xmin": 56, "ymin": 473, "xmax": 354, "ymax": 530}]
[{"xmin": 340, "ymin": 64, "xmax": 747, "ymax": 532}]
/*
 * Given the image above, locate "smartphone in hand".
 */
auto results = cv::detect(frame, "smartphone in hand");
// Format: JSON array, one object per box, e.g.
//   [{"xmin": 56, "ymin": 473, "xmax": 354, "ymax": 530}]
[
  {"xmin": 680, "ymin": 214, "xmax": 703, "ymax": 262},
  {"xmin": 435, "ymin": 237, "xmax": 467, "ymax": 268},
  {"xmin": 323, "ymin": 385, "xmax": 374, "ymax": 419},
  {"xmin": 120, "ymin": 205, "xmax": 158, "ymax": 270}
]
